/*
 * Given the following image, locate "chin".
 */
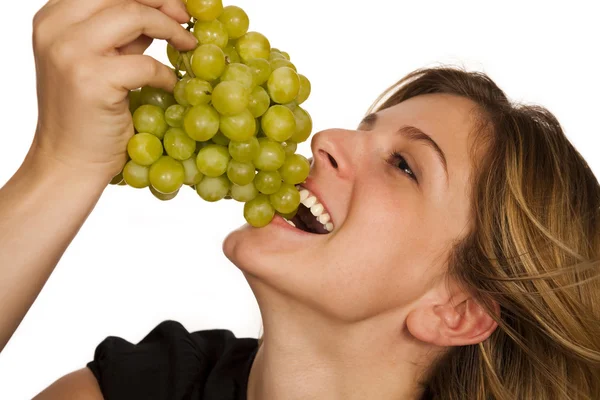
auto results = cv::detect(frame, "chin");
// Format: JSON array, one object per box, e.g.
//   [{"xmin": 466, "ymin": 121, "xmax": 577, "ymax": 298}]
[
  {"xmin": 222, "ymin": 218, "xmax": 323, "ymax": 277},
  {"xmin": 223, "ymin": 222, "xmax": 284, "ymax": 275}
]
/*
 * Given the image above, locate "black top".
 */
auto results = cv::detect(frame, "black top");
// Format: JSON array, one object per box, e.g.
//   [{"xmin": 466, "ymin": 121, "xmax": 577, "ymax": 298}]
[{"xmin": 86, "ymin": 320, "xmax": 259, "ymax": 400}]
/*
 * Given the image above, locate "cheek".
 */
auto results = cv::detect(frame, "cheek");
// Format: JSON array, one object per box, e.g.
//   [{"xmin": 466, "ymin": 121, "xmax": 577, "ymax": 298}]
[{"xmin": 316, "ymin": 198, "xmax": 443, "ymax": 320}]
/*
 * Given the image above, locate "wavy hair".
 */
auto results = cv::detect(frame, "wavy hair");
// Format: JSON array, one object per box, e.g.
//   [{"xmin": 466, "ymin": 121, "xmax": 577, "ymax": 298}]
[{"xmin": 367, "ymin": 66, "xmax": 600, "ymax": 399}]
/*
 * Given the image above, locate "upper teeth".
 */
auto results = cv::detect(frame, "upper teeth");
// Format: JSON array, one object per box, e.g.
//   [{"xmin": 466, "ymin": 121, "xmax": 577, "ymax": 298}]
[{"xmin": 295, "ymin": 185, "xmax": 334, "ymax": 232}]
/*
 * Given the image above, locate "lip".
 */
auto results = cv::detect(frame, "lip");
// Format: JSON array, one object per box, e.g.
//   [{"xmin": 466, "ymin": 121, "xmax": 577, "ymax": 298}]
[
  {"xmin": 271, "ymin": 214, "xmax": 315, "ymax": 236},
  {"xmin": 297, "ymin": 177, "xmax": 334, "ymax": 228}
]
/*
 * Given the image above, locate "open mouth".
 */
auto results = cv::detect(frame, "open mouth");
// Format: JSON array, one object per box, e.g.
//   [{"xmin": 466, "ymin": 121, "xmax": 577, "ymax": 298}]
[{"xmin": 283, "ymin": 185, "xmax": 334, "ymax": 234}]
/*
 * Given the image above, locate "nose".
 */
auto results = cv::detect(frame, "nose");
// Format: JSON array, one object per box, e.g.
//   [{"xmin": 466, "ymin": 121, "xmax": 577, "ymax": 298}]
[{"xmin": 310, "ymin": 129, "xmax": 357, "ymax": 180}]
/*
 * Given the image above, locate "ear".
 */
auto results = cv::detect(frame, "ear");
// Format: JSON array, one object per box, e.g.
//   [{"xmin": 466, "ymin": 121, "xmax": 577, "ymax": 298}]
[{"xmin": 406, "ymin": 293, "xmax": 499, "ymax": 347}]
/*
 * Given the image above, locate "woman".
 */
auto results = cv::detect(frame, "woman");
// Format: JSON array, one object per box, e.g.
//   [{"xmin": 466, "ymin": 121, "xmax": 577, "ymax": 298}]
[{"xmin": 0, "ymin": 0, "xmax": 598, "ymax": 399}]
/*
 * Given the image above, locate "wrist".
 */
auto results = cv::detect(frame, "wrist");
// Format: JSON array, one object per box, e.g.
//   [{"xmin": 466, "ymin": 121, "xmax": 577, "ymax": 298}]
[{"xmin": 22, "ymin": 141, "xmax": 116, "ymax": 191}]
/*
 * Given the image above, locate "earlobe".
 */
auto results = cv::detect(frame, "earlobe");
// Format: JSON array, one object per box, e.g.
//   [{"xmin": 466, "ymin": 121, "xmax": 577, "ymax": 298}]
[{"xmin": 406, "ymin": 297, "xmax": 499, "ymax": 347}]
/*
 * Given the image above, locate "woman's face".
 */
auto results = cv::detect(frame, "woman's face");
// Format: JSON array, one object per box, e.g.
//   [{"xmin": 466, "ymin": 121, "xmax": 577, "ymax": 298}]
[{"xmin": 224, "ymin": 93, "xmax": 482, "ymax": 322}]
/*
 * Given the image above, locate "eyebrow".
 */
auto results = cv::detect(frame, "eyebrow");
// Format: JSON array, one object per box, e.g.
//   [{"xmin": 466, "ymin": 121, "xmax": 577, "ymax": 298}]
[{"xmin": 359, "ymin": 113, "xmax": 449, "ymax": 179}]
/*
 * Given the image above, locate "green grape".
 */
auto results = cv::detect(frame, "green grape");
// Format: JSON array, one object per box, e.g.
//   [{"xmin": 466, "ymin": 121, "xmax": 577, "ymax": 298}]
[
  {"xmin": 254, "ymin": 119, "xmax": 261, "ymax": 136},
  {"xmin": 296, "ymin": 74, "xmax": 311, "ymax": 104},
  {"xmin": 127, "ymin": 133, "xmax": 163, "ymax": 166},
  {"xmin": 235, "ymin": 32, "xmax": 270, "ymax": 62},
  {"xmin": 254, "ymin": 170, "xmax": 282, "ymax": 194},
  {"xmin": 174, "ymin": 76, "xmax": 192, "ymax": 107},
  {"xmin": 196, "ymin": 175, "xmax": 230, "ymax": 202},
  {"xmin": 244, "ymin": 194, "xmax": 275, "ymax": 227},
  {"xmin": 110, "ymin": 172, "xmax": 124, "ymax": 185},
  {"xmin": 191, "ymin": 44, "xmax": 226, "ymax": 81},
  {"xmin": 163, "ymin": 128, "xmax": 196, "ymax": 161},
  {"xmin": 196, "ymin": 144, "xmax": 230, "ymax": 177},
  {"xmin": 270, "ymin": 58, "xmax": 297, "ymax": 72},
  {"xmin": 248, "ymin": 86, "xmax": 270, "ymax": 118},
  {"xmin": 290, "ymin": 106, "xmax": 313, "ymax": 143},
  {"xmin": 149, "ymin": 156, "xmax": 185, "ymax": 194},
  {"xmin": 218, "ymin": 6, "xmax": 249, "ymax": 39},
  {"xmin": 283, "ymin": 101, "xmax": 298, "ymax": 111},
  {"xmin": 281, "ymin": 141, "xmax": 297, "ymax": 156},
  {"xmin": 211, "ymin": 131, "xmax": 231, "ymax": 146},
  {"xmin": 183, "ymin": 104, "xmax": 220, "ymax": 141},
  {"xmin": 212, "ymin": 80, "xmax": 249, "ymax": 115},
  {"xmin": 269, "ymin": 183, "xmax": 301, "ymax": 214},
  {"xmin": 221, "ymin": 63, "xmax": 253, "ymax": 91},
  {"xmin": 279, "ymin": 154, "xmax": 310, "ymax": 184},
  {"xmin": 280, "ymin": 51, "xmax": 291, "ymax": 60},
  {"xmin": 245, "ymin": 58, "xmax": 271, "ymax": 87},
  {"xmin": 254, "ymin": 138, "xmax": 286, "ymax": 171},
  {"xmin": 140, "ymin": 86, "xmax": 176, "ymax": 111},
  {"xmin": 231, "ymin": 182, "xmax": 258, "ymax": 202},
  {"xmin": 129, "ymin": 89, "xmax": 142, "ymax": 114},
  {"xmin": 228, "ymin": 137, "xmax": 259, "ymax": 162},
  {"xmin": 223, "ymin": 41, "xmax": 241, "ymax": 63},
  {"xmin": 186, "ymin": 0, "xmax": 223, "ymax": 21},
  {"xmin": 269, "ymin": 50, "xmax": 286, "ymax": 61},
  {"xmin": 267, "ymin": 67, "xmax": 300, "ymax": 104},
  {"xmin": 165, "ymin": 104, "xmax": 186, "ymax": 128},
  {"xmin": 184, "ymin": 78, "xmax": 212, "ymax": 106},
  {"xmin": 220, "ymin": 109, "xmax": 256, "ymax": 141},
  {"xmin": 227, "ymin": 160, "xmax": 255, "ymax": 185},
  {"xmin": 150, "ymin": 185, "xmax": 179, "ymax": 201},
  {"xmin": 278, "ymin": 208, "xmax": 297, "ymax": 220},
  {"xmin": 167, "ymin": 44, "xmax": 183, "ymax": 69},
  {"xmin": 132, "ymin": 105, "xmax": 168, "ymax": 139},
  {"xmin": 182, "ymin": 156, "xmax": 204, "ymax": 185},
  {"xmin": 261, "ymin": 105, "xmax": 296, "ymax": 142},
  {"xmin": 123, "ymin": 160, "xmax": 150, "ymax": 188},
  {"xmin": 193, "ymin": 19, "xmax": 228, "ymax": 49},
  {"xmin": 196, "ymin": 141, "xmax": 209, "ymax": 153}
]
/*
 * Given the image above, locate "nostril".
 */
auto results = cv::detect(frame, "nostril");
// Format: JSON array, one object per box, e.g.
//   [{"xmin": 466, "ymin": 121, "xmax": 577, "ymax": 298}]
[
  {"xmin": 317, "ymin": 149, "xmax": 339, "ymax": 169},
  {"xmin": 327, "ymin": 153, "xmax": 338, "ymax": 169}
]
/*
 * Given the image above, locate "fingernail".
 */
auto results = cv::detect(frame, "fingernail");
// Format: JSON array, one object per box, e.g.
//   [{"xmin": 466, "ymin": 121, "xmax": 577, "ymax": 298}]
[
  {"xmin": 189, "ymin": 32, "xmax": 198, "ymax": 46},
  {"xmin": 180, "ymin": 2, "xmax": 191, "ymax": 21}
]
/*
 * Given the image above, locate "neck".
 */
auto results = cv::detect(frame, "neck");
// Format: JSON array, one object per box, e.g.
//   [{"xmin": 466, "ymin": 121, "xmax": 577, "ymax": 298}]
[{"xmin": 245, "ymin": 276, "xmax": 433, "ymax": 400}]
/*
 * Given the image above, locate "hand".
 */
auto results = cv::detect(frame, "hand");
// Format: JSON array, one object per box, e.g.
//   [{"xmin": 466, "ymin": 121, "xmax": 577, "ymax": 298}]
[{"xmin": 30, "ymin": 0, "xmax": 197, "ymax": 183}]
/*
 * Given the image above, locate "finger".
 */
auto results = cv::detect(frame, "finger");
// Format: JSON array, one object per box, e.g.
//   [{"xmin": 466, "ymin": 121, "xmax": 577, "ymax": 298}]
[
  {"xmin": 135, "ymin": 0, "xmax": 190, "ymax": 24},
  {"xmin": 72, "ymin": 2, "xmax": 197, "ymax": 53},
  {"xmin": 118, "ymin": 35, "xmax": 154, "ymax": 55},
  {"xmin": 51, "ymin": 0, "xmax": 189, "ymax": 25},
  {"xmin": 108, "ymin": 55, "xmax": 178, "ymax": 92},
  {"xmin": 35, "ymin": 0, "xmax": 189, "ymax": 44}
]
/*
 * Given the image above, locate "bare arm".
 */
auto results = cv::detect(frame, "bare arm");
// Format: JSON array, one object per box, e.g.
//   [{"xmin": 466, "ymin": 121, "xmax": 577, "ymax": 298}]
[
  {"xmin": 0, "ymin": 0, "xmax": 195, "ymax": 355},
  {"xmin": 33, "ymin": 368, "xmax": 104, "ymax": 400},
  {"xmin": 0, "ymin": 149, "xmax": 107, "ymax": 353}
]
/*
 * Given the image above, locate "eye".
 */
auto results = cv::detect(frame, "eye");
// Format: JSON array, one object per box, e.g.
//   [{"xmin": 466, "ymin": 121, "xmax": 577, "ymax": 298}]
[{"xmin": 388, "ymin": 151, "xmax": 418, "ymax": 182}]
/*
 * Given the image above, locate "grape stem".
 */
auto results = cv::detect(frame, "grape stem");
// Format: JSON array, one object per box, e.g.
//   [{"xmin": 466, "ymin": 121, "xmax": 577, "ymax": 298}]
[
  {"xmin": 181, "ymin": 52, "xmax": 195, "ymax": 79},
  {"xmin": 186, "ymin": 19, "xmax": 196, "ymax": 32},
  {"xmin": 178, "ymin": 19, "xmax": 197, "ymax": 79}
]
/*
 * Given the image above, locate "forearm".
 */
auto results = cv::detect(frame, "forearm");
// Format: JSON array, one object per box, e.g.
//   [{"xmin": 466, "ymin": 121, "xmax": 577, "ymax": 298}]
[{"xmin": 0, "ymin": 146, "xmax": 108, "ymax": 353}]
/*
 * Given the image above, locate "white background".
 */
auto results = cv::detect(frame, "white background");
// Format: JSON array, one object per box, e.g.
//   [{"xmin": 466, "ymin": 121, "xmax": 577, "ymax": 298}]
[{"xmin": 0, "ymin": 0, "xmax": 598, "ymax": 398}]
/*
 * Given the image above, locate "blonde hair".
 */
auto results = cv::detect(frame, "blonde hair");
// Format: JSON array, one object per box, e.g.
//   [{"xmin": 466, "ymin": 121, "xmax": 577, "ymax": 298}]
[{"xmin": 368, "ymin": 66, "xmax": 600, "ymax": 399}]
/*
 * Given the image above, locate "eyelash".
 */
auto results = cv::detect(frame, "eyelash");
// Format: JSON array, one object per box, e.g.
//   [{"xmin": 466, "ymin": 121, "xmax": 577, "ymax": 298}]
[{"xmin": 388, "ymin": 151, "xmax": 418, "ymax": 182}]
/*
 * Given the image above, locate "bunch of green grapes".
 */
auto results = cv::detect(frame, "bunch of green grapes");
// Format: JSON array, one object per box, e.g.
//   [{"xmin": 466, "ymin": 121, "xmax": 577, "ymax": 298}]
[{"xmin": 112, "ymin": 0, "xmax": 313, "ymax": 228}]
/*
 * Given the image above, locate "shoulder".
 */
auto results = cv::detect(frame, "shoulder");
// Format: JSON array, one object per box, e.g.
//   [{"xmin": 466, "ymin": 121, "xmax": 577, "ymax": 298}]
[{"xmin": 33, "ymin": 368, "xmax": 103, "ymax": 399}]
